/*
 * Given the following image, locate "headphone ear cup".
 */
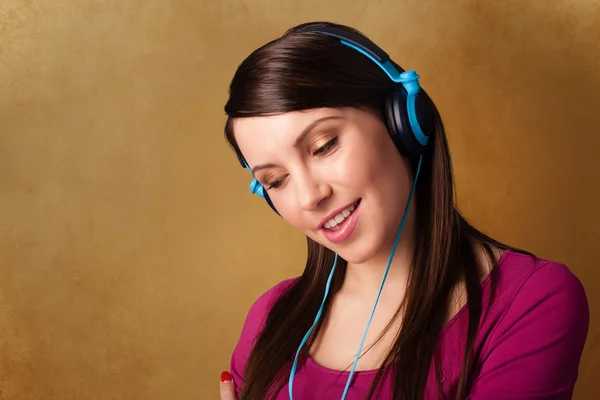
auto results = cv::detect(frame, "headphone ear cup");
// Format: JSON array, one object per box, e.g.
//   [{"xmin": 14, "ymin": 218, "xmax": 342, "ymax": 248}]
[
  {"xmin": 248, "ymin": 175, "xmax": 280, "ymax": 216},
  {"xmin": 413, "ymin": 92, "xmax": 435, "ymax": 143},
  {"xmin": 384, "ymin": 91, "xmax": 404, "ymax": 153},
  {"xmin": 388, "ymin": 87, "xmax": 431, "ymax": 158},
  {"xmin": 385, "ymin": 89, "xmax": 419, "ymax": 157}
]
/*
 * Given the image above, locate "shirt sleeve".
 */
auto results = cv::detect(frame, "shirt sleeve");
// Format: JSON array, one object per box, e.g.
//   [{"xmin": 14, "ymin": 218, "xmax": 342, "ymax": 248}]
[
  {"xmin": 229, "ymin": 278, "xmax": 299, "ymax": 396},
  {"xmin": 467, "ymin": 261, "xmax": 590, "ymax": 400}
]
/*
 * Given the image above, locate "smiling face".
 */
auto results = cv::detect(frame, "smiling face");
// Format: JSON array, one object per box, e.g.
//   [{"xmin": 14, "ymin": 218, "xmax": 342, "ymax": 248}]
[{"xmin": 233, "ymin": 106, "xmax": 416, "ymax": 264}]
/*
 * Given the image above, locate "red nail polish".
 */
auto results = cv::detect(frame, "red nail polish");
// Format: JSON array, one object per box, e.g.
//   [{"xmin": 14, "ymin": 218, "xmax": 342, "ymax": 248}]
[{"xmin": 221, "ymin": 371, "xmax": 232, "ymax": 383}]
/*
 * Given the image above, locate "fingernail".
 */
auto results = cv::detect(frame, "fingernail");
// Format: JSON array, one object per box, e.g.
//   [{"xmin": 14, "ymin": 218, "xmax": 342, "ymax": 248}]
[{"xmin": 221, "ymin": 371, "xmax": 232, "ymax": 383}]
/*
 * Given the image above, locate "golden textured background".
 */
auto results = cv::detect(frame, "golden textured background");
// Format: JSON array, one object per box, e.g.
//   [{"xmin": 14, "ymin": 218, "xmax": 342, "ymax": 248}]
[{"xmin": 1, "ymin": 1, "xmax": 598, "ymax": 398}]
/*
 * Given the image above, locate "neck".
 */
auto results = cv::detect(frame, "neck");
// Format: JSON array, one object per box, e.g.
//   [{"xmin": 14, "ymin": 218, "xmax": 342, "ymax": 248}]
[{"xmin": 342, "ymin": 205, "xmax": 417, "ymax": 303}]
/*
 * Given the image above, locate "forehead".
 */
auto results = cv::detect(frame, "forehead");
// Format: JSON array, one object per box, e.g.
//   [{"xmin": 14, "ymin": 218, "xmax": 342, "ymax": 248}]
[{"xmin": 233, "ymin": 108, "xmax": 344, "ymax": 166}]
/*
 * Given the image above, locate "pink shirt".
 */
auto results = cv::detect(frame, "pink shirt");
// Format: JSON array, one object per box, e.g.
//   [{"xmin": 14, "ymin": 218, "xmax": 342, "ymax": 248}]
[{"xmin": 230, "ymin": 250, "xmax": 589, "ymax": 399}]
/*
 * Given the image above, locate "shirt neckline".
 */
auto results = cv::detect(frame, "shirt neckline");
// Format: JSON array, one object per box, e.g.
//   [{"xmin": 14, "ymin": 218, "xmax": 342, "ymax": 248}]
[{"xmin": 304, "ymin": 249, "xmax": 513, "ymax": 376}]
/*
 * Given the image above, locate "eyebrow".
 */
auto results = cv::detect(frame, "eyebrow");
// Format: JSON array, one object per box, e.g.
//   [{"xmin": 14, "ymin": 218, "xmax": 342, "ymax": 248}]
[{"xmin": 250, "ymin": 115, "xmax": 343, "ymax": 174}]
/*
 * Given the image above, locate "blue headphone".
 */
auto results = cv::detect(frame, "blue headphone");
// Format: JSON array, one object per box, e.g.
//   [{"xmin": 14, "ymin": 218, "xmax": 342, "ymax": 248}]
[
  {"xmin": 235, "ymin": 26, "xmax": 434, "ymax": 398},
  {"xmin": 237, "ymin": 25, "xmax": 435, "ymax": 215}
]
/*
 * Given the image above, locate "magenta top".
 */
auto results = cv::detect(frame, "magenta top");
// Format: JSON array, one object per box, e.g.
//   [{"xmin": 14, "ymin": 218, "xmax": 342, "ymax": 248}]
[{"xmin": 230, "ymin": 250, "xmax": 589, "ymax": 399}]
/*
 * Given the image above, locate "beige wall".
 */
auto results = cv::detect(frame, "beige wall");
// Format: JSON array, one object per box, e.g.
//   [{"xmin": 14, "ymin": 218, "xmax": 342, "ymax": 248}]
[{"xmin": 1, "ymin": 1, "xmax": 598, "ymax": 399}]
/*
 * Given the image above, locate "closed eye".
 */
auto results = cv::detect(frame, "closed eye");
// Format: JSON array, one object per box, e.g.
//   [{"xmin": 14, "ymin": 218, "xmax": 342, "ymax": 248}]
[
  {"xmin": 264, "ymin": 137, "xmax": 339, "ymax": 191},
  {"xmin": 267, "ymin": 176, "xmax": 287, "ymax": 190},
  {"xmin": 312, "ymin": 137, "xmax": 338, "ymax": 156}
]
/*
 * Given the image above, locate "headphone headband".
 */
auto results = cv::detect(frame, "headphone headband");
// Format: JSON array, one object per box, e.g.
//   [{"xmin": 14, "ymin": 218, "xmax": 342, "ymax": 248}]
[{"xmin": 296, "ymin": 26, "xmax": 430, "ymax": 148}]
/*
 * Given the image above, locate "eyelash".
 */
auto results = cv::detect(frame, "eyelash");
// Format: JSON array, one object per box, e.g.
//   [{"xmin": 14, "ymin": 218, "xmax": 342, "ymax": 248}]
[
  {"xmin": 266, "ymin": 136, "xmax": 339, "ymax": 190},
  {"xmin": 312, "ymin": 137, "xmax": 338, "ymax": 156},
  {"xmin": 267, "ymin": 179, "xmax": 285, "ymax": 190}
]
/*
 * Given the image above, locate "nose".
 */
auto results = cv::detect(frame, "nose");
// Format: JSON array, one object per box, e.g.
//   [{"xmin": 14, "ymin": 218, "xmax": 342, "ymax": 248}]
[{"xmin": 295, "ymin": 171, "xmax": 331, "ymax": 211}]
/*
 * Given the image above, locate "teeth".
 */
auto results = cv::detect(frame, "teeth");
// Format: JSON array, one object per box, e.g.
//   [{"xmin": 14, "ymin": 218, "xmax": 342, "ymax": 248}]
[{"xmin": 323, "ymin": 203, "xmax": 357, "ymax": 229}]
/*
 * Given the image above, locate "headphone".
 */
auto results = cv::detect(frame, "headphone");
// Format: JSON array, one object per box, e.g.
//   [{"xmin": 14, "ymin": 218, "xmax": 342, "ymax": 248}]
[
  {"xmin": 237, "ymin": 26, "xmax": 435, "ymax": 214},
  {"xmin": 234, "ymin": 26, "xmax": 435, "ymax": 398},
  {"xmin": 236, "ymin": 25, "xmax": 435, "ymax": 215}
]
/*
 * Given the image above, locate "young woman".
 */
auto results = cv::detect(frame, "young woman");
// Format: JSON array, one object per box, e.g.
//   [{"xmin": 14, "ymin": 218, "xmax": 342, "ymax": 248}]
[{"xmin": 218, "ymin": 22, "xmax": 589, "ymax": 400}]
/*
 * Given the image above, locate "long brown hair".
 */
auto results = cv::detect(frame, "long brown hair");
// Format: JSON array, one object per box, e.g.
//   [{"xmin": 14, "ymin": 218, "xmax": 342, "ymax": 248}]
[{"xmin": 224, "ymin": 21, "xmax": 531, "ymax": 400}]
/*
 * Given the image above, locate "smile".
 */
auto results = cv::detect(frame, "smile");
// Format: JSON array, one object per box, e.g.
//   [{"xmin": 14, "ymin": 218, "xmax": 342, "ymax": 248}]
[
  {"xmin": 319, "ymin": 199, "xmax": 361, "ymax": 243},
  {"xmin": 323, "ymin": 201, "xmax": 358, "ymax": 229}
]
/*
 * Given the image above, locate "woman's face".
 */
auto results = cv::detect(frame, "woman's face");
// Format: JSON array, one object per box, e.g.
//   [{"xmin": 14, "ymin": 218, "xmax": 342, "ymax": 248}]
[{"xmin": 233, "ymin": 107, "xmax": 415, "ymax": 264}]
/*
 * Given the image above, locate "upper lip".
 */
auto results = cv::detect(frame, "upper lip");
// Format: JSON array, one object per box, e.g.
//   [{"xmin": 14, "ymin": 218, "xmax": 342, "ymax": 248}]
[{"xmin": 317, "ymin": 199, "xmax": 360, "ymax": 228}]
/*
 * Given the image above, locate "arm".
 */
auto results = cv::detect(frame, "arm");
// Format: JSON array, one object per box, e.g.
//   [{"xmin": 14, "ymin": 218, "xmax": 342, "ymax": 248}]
[
  {"xmin": 229, "ymin": 278, "xmax": 299, "ymax": 396},
  {"xmin": 229, "ymin": 289, "xmax": 273, "ymax": 396},
  {"xmin": 468, "ymin": 262, "xmax": 590, "ymax": 399}
]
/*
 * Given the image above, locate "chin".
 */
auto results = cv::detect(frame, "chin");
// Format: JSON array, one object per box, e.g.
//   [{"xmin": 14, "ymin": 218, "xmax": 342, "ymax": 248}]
[
  {"xmin": 337, "ymin": 248, "xmax": 379, "ymax": 265},
  {"xmin": 316, "ymin": 238, "xmax": 380, "ymax": 265}
]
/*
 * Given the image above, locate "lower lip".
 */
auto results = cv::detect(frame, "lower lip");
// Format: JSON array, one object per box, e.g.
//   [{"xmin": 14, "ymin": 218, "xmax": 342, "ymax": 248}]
[{"xmin": 319, "ymin": 201, "xmax": 361, "ymax": 244}]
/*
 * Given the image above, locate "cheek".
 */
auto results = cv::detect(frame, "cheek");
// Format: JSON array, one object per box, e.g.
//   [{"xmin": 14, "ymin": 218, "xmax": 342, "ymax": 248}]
[
  {"xmin": 330, "ymin": 140, "xmax": 381, "ymax": 186},
  {"xmin": 344, "ymin": 144, "xmax": 393, "ymax": 189},
  {"xmin": 272, "ymin": 198, "xmax": 309, "ymax": 231},
  {"xmin": 284, "ymin": 214, "xmax": 318, "ymax": 240},
  {"xmin": 358, "ymin": 144, "xmax": 412, "ymax": 215}
]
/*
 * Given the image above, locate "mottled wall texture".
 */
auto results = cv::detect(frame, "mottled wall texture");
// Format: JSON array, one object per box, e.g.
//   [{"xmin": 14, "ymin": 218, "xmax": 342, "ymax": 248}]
[{"xmin": 1, "ymin": 1, "xmax": 598, "ymax": 399}]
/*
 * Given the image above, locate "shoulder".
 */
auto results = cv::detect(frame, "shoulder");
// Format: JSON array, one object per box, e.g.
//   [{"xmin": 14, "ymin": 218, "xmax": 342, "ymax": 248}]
[
  {"xmin": 471, "ymin": 251, "xmax": 590, "ymax": 396},
  {"xmin": 486, "ymin": 250, "xmax": 590, "ymax": 341},
  {"xmin": 238, "ymin": 276, "xmax": 300, "ymax": 342},
  {"xmin": 229, "ymin": 277, "xmax": 300, "ymax": 386},
  {"xmin": 490, "ymin": 250, "xmax": 589, "ymax": 327}
]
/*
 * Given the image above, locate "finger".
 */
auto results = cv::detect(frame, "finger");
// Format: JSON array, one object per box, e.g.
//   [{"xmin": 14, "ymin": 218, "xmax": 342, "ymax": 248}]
[{"xmin": 220, "ymin": 371, "xmax": 237, "ymax": 400}]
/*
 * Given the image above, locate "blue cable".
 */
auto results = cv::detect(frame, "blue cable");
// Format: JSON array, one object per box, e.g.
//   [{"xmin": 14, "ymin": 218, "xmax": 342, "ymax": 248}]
[
  {"xmin": 288, "ymin": 253, "xmax": 339, "ymax": 398},
  {"xmin": 340, "ymin": 155, "xmax": 422, "ymax": 398},
  {"xmin": 288, "ymin": 155, "xmax": 424, "ymax": 399}
]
